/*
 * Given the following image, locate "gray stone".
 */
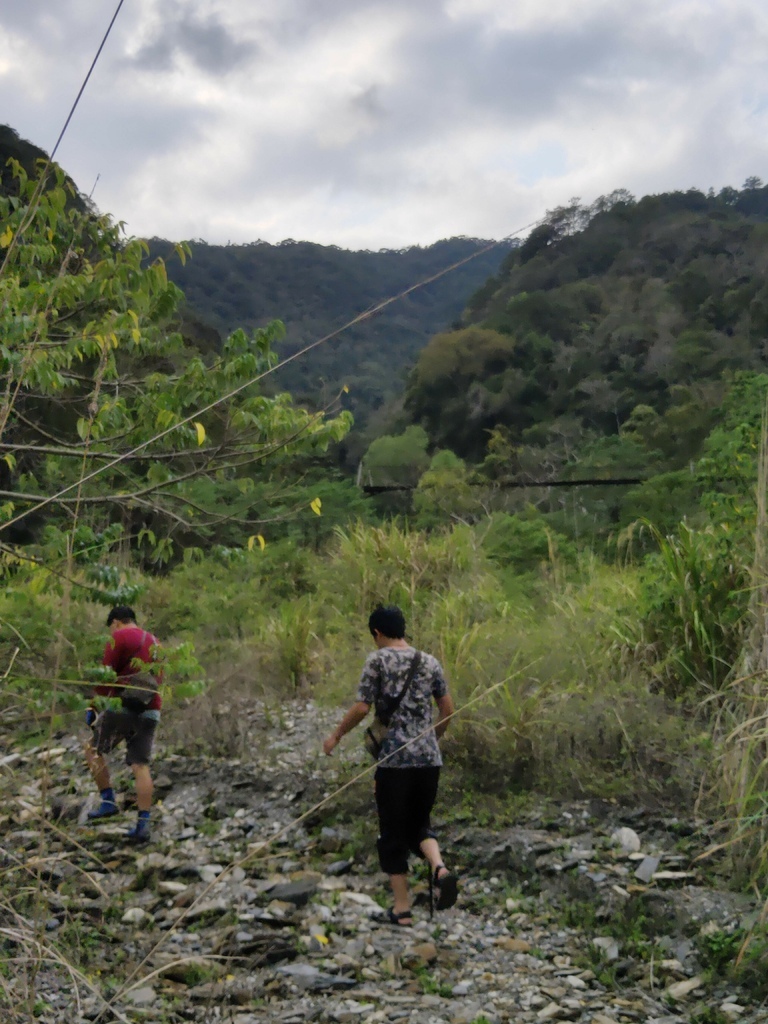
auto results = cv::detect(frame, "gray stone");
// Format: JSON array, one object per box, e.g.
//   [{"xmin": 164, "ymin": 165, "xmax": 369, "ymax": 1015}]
[
  {"xmin": 611, "ymin": 827, "xmax": 641, "ymax": 854},
  {"xmin": 326, "ymin": 859, "xmax": 353, "ymax": 876},
  {"xmin": 126, "ymin": 986, "xmax": 156, "ymax": 1007},
  {"xmin": 270, "ymin": 879, "xmax": 318, "ymax": 906},
  {"xmin": 634, "ymin": 856, "xmax": 661, "ymax": 884}
]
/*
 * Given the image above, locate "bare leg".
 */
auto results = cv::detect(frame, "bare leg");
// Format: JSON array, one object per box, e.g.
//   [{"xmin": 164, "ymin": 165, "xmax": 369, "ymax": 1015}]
[
  {"xmin": 420, "ymin": 836, "xmax": 458, "ymax": 909},
  {"xmin": 419, "ymin": 837, "xmax": 448, "ymax": 879},
  {"xmin": 84, "ymin": 744, "xmax": 111, "ymax": 792},
  {"xmin": 388, "ymin": 873, "xmax": 411, "ymax": 917},
  {"xmin": 131, "ymin": 764, "xmax": 153, "ymax": 812}
]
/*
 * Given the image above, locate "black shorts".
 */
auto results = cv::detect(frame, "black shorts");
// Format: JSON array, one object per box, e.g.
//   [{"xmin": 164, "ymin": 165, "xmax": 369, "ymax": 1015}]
[
  {"xmin": 374, "ymin": 766, "xmax": 440, "ymax": 875},
  {"xmin": 92, "ymin": 709, "xmax": 157, "ymax": 766}
]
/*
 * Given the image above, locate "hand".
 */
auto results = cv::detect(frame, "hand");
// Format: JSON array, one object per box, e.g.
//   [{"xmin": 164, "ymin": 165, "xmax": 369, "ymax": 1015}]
[
  {"xmin": 85, "ymin": 707, "xmax": 97, "ymax": 728},
  {"xmin": 323, "ymin": 733, "xmax": 339, "ymax": 756}
]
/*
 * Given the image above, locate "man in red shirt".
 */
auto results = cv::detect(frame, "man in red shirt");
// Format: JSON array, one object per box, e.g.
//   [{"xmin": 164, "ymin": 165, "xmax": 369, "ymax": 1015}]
[{"xmin": 84, "ymin": 606, "xmax": 162, "ymax": 843}]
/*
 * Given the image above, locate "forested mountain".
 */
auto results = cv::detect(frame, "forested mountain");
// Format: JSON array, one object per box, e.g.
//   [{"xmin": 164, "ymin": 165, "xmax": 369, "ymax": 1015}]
[
  {"xmin": 403, "ymin": 183, "xmax": 768, "ymax": 469},
  {"xmin": 147, "ymin": 236, "xmax": 513, "ymax": 436}
]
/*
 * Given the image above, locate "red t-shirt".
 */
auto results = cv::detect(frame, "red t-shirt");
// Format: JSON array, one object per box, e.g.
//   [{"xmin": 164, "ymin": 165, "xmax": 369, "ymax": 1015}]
[{"xmin": 97, "ymin": 625, "xmax": 162, "ymax": 711}]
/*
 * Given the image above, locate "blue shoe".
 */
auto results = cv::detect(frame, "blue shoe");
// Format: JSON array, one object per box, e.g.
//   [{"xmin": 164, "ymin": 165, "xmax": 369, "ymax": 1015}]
[
  {"xmin": 126, "ymin": 822, "xmax": 151, "ymax": 844},
  {"xmin": 87, "ymin": 801, "xmax": 119, "ymax": 821}
]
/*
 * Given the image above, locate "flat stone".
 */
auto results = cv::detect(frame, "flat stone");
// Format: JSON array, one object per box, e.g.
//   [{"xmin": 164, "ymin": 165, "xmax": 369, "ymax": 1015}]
[
  {"xmin": 495, "ymin": 937, "xmax": 531, "ymax": 953},
  {"xmin": 537, "ymin": 1003, "xmax": 564, "ymax": 1021},
  {"xmin": 126, "ymin": 986, "xmax": 156, "ymax": 1007},
  {"xmin": 185, "ymin": 898, "xmax": 228, "ymax": 921},
  {"xmin": 158, "ymin": 880, "xmax": 189, "ymax": 895},
  {"xmin": 665, "ymin": 975, "xmax": 704, "ymax": 1000},
  {"xmin": 326, "ymin": 860, "xmax": 354, "ymax": 876},
  {"xmin": 269, "ymin": 879, "xmax": 318, "ymax": 906},
  {"xmin": 634, "ymin": 856, "xmax": 661, "ymax": 883}
]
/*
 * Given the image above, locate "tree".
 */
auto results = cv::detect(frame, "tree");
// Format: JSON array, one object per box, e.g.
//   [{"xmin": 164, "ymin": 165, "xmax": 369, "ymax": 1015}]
[{"xmin": 0, "ymin": 162, "xmax": 352, "ymax": 569}]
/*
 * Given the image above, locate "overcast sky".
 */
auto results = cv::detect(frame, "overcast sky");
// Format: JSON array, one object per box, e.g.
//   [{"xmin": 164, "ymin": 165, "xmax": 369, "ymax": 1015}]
[{"xmin": 2, "ymin": 0, "xmax": 767, "ymax": 249}]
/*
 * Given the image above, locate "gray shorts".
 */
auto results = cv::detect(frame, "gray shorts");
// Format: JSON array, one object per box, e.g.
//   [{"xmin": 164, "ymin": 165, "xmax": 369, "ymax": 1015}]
[{"xmin": 92, "ymin": 710, "xmax": 157, "ymax": 766}]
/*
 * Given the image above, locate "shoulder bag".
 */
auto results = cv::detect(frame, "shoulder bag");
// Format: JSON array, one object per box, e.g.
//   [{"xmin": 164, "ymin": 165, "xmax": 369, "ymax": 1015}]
[
  {"xmin": 364, "ymin": 651, "xmax": 422, "ymax": 761},
  {"xmin": 119, "ymin": 631, "xmax": 160, "ymax": 710}
]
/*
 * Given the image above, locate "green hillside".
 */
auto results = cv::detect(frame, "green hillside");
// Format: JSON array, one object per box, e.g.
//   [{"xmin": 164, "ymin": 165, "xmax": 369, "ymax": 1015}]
[
  {"xmin": 148, "ymin": 236, "xmax": 513, "ymax": 435},
  {"xmin": 405, "ymin": 184, "xmax": 768, "ymax": 461}
]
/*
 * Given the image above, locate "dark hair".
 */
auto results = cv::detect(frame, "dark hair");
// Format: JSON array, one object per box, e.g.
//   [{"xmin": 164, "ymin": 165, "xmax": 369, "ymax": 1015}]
[
  {"xmin": 369, "ymin": 604, "xmax": 406, "ymax": 639},
  {"xmin": 106, "ymin": 605, "xmax": 137, "ymax": 626}
]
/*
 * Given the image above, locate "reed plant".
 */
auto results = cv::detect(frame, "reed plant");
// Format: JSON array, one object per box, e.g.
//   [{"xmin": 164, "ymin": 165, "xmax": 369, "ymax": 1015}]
[{"xmin": 712, "ymin": 406, "xmax": 768, "ymax": 885}]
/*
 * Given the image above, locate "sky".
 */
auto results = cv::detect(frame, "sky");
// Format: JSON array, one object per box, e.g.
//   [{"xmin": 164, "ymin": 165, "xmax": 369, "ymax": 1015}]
[{"xmin": 2, "ymin": 0, "xmax": 768, "ymax": 250}]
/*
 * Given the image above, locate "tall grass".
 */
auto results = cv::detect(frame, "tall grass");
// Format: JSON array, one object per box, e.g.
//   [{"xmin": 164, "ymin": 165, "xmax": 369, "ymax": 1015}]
[{"xmin": 716, "ymin": 407, "xmax": 768, "ymax": 883}]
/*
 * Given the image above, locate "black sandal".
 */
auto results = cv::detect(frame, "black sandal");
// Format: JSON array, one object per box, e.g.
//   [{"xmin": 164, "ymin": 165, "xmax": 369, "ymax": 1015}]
[
  {"xmin": 387, "ymin": 908, "xmax": 413, "ymax": 926},
  {"xmin": 433, "ymin": 865, "xmax": 458, "ymax": 910}
]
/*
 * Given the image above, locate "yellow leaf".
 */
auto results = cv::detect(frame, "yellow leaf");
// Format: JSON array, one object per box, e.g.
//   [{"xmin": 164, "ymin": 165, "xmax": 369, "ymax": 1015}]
[
  {"xmin": 310, "ymin": 497, "xmax": 322, "ymax": 517},
  {"xmin": 0, "ymin": 227, "xmax": 12, "ymax": 248},
  {"xmin": 194, "ymin": 422, "xmax": 205, "ymax": 446},
  {"xmin": 313, "ymin": 933, "xmax": 329, "ymax": 945},
  {"xmin": 247, "ymin": 534, "xmax": 266, "ymax": 551},
  {"xmin": 342, "ymin": 384, "xmax": 349, "ymax": 393}
]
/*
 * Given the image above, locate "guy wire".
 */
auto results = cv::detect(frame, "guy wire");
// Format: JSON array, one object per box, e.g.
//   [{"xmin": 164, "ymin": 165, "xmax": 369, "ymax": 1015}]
[
  {"xmin": 0, "ymin": 0, "xmax": 126, "ymax": 282},
  {"xmin": 0, "ymin": 217, "xmax": 543, "ymax": 539}
]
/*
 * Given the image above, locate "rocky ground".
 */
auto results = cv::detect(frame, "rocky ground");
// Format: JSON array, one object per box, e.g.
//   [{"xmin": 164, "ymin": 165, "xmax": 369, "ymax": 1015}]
[{"xmin": 1, "ymin": 700, "xmax": 766, "ymax": 1024}]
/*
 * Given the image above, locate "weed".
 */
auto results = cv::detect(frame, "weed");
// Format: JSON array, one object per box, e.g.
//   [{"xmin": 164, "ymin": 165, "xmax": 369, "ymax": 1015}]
[
  {"xmin": 413, "ymin": 967, "xmax": 452, "ymax": 998},
  {"xmin": 689, "ymin": 1011, "xmax": 731, "ymax": 1024},
  {"xmin": 696, "ymin": 929, "xmax": 743, "ymax": 974}
]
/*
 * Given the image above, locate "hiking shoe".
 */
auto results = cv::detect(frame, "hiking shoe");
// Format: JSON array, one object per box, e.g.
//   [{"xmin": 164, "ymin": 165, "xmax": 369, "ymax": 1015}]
[
  {"xmin": 126, "ymin": 823, "xmax": 151, "ymax": 844},
  {"xmin": 87, "ymin": 801, "xmax": 119, "ymax": 821}
]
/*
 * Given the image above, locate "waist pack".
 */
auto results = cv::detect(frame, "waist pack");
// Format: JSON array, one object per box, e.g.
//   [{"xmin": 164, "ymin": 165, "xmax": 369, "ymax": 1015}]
[{"xmin": 119, "ymin": 671, "xmax": 160, "ymax": 710}]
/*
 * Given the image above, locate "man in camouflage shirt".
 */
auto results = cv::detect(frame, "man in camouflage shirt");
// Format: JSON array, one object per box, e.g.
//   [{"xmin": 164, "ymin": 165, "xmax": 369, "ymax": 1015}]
[{"xmin": 323, "ymin": 604, "xmax": 458, "ymax": 925}]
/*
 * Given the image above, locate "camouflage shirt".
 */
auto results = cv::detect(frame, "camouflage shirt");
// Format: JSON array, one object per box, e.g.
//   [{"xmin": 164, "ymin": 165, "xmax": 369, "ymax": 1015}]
[{"xmin": 357, "ymin": 646, "xmax": 448, "ymax": 768}]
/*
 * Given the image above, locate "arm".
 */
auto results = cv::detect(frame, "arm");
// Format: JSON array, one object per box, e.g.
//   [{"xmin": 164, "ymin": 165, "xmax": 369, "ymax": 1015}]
[
  {"xmin": 434, "ymin": 693, "xmax": 454, "ymax": 739},
  {"xmin": 323, "ymin": 701, "xmax": 371, "ymax": 756},
  {"xmin": 92, "ymin": 639, "xmax": 121, "ymax": 698}
]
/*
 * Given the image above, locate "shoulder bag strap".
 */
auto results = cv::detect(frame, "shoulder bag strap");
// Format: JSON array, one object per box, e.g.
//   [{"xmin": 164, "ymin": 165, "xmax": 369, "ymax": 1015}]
[
  {"xmin": 387, "ymin": 651, "xmax": 422, "ymax": 720},
  {"xmin": 119, "ymin": 631, "xmax": 149, "ymax": 680}
]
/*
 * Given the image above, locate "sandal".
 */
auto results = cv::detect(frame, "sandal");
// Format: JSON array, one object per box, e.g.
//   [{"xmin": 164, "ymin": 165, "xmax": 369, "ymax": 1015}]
[
  {"xmin": 387, "ymin": 908, "xmax": 413, "ymax": 927},
  {"xmin": 433, "ymin": 865, "xmax": 458, "ymax": 910}
]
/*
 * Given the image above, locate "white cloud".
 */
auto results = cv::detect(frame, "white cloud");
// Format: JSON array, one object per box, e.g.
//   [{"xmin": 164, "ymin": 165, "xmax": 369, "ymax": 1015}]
[{"xmin": 2, "ymin": 0, "xmax": 768, "ymax": 247}]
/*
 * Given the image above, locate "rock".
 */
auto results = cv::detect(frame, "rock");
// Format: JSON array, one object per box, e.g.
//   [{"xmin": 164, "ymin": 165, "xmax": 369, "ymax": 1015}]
[
  {"xmin": 664, "ymin": 975, "xmax": 704, "ymax": 1000},
  {"xmin": 269, "ymin": 879, "xmax": 318, "ymax": 906},
  {"xmin": 591, "ymin": 937, "xmax": 619, "ymax": 961},
  {"xmin": 198, "ymin": 863, "xmax": 225, "ymax": 883},
  {"xmin": 721, "ymin": 1003, "xmax": 746, "ymax": 1018},
  {"xmin": 537, "ymin": 1003, "xmax": 565, "ymax": 1020},
  {"xmin": 185, "ymin": 898, "xmax": 228, "ymax": 921},
  {"xmin": 611, "ymin": 827, "xmax": 641, "ymax": 854},
  {"xmin": 564, "ymin": 974, "xmax": 587, "ymax": 989},
  {"xmin": 326, "ymin": 859, "xmax": 353, "ymax": 876},
  {"xmin": 404, "ymin": 941, "xmax": 437, "ymax": 966},
  {"xmin": 495, "ymin": 937, "xmax": 531, "ymax": 953},
  {"xmin": 126, "ymin": 986, "xmax": 156, "ymax": 1007},
  {"xmin": 276, "ymin": 963, "xmax": 357, "ymax": 991},
  {"xmin": 634, "ymin": 856, "xmax": 661, "ymax": 883},
  {"xmin": 158, "ymin": 880, "xmax": 189, "ymax": 895},
  {"xmin": 122, "ymin": 907, "xmax": 150, "ymax": 925}
]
